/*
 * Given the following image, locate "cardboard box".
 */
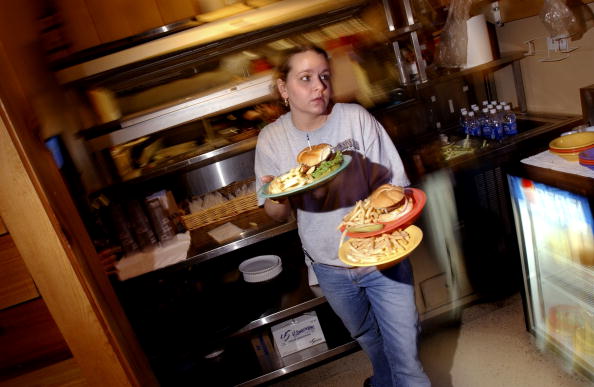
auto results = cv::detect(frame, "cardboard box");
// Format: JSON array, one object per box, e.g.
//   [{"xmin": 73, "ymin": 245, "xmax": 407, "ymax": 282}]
[
  {"xmin": 251, "ymin": 330, "xmax": 281, "ymax": 371},
  {"xmin": 271, "ymin": 311, "xmax": 326, "ymax": 358}
]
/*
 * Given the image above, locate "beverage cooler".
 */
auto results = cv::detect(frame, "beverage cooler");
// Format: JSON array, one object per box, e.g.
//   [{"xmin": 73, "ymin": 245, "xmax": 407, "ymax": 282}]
[{"xmin": 507, "ymin": 163, "xmax": 594, "ymax": 381}]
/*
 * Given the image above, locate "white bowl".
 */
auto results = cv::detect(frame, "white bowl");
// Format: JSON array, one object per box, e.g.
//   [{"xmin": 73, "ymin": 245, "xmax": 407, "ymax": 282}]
[{"xmin": 238, "ymin": 255, "xmax": 282, "ymax": 283}]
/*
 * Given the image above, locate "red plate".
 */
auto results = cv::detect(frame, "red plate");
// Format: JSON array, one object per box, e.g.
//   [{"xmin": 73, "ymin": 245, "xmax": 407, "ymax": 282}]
[
  {"xmin": 341, "ymin": 188, "xmax": 427, "ymax": 238},
  {"xmin": 549, "ymin": 144, "xmax": 594, "ymax": 153}
]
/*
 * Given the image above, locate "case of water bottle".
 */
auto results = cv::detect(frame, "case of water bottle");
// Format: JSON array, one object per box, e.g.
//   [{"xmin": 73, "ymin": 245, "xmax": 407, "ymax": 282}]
[{"xmin": 460, "ymin": 100, "xmax": 517, "ymax": 141}]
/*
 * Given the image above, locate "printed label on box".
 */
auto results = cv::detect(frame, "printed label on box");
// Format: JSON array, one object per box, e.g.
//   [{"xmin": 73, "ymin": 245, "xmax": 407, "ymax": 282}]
[{"xmin": 271, "ymin": 311, "xmax": 326, "ymax": 358}]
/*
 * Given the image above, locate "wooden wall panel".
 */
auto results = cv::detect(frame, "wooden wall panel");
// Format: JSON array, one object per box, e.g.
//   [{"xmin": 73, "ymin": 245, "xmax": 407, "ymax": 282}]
[
  {"xmin": 0, "ymin": 39, "xmax": 158, "ymax": 386},
  {"xmin": 55, "ymin": 0, "xmax": 102, "ymax": 52},
  {"xmin": 84, "ymin": 0, "xmax": 164, "ymax": 42},
  {"xmin": 155, "ymin": 0, "xmax": 198, "ymax": 24},
  {"xmin": 0, "ymin": 217, "xmax": 6, "ymax": 235},
  {"xmin": 0, "ymin": 298, "xmax": 71, "ymax": 380},
  {"xmin": 0, "ymin": 234, "xmax": 39, "ymax": 310}
]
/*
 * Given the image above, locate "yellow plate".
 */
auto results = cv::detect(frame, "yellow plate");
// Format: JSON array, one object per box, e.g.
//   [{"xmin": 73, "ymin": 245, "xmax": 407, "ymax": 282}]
[
  {"xmin": 549, "ymin": 149, "xmax": 580, "ymax": 161},
  {"xmin": 549, "ymin": 132, "xmax": 594, "ymax": 151},
  {"xmin": 338, "ymin": 225, "xmax": 423, "ymax": 267}
]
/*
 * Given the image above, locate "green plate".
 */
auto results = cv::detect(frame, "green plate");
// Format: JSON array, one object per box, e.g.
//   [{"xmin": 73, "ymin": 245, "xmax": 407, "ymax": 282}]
[{"xmin": 258, "ymin": 155, "xmax": 352, "ymax": 199}]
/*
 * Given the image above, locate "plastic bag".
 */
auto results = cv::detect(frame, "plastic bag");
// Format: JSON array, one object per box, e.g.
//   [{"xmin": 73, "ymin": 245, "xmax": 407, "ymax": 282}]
[
  {"xmin": 539, "ymin": 0, "xmax": 578, "ymax": 38},
  {"xmin": 435, "ymin": 0, "xmax": 473, "ymax": 68},
  {"xmin": 539, "ymin": 0, "xmax": 594, "ymax": 40}
]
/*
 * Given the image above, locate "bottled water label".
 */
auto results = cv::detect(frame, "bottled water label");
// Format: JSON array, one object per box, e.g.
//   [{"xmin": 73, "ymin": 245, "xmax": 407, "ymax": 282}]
[
  {"xmin": 502, "ymin": 105, "xmax": 517, "ymax": 136},
  {"xmin": 504, "ymin": 120, "xmax": 517, "ymax": 135}
]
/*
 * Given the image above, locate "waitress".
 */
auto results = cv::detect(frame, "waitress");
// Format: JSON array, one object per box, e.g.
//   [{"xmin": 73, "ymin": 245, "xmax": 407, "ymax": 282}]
[{"xmin": 254, "ymin": 45, "xmax": 430, "ymax": 387}]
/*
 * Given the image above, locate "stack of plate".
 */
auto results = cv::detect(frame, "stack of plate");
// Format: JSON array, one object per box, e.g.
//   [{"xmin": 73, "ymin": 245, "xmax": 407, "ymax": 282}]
[
  {"xmin": 579, "ymin": 148, "xmax": 594, "ymax": 170},
  {"xmin": 549, "ymin": 132, "xmax": 594, "ymax": 161},
  {"xmin": 238, "ymin": 255, "xmax": 282, "ymax": 283}
]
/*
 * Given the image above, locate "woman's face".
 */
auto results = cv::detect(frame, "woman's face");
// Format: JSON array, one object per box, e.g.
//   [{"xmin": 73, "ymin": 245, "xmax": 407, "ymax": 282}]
[{"xmin": 277, "ymin": 50, "xmax": 332, "ymax": 118}]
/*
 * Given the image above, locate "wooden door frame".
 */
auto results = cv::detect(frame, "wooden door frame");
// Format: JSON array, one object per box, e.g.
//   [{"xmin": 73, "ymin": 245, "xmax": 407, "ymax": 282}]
[{"xmin": 0, "ymin": 44, "xmax": 157, "ymax": 386}]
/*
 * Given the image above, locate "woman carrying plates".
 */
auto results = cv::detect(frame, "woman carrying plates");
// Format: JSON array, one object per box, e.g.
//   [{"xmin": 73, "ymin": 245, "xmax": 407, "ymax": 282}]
[{"xmin": 254, "ymin": 45, "xmax": 430, "ymax": 387}]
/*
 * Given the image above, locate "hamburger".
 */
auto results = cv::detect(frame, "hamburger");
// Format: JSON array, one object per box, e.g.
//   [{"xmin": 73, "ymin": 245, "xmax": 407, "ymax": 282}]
[
  {"xmin": 296, "ymin": 143, "xmax": 343, "ymax": 179},
  {"xmin": 369, "ymin": 184, "xmax": 413, "ymax": 222}
]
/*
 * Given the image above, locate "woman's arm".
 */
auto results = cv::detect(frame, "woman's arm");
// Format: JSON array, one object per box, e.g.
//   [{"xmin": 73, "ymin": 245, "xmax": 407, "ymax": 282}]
[{"xmin": 264, "ymin": 198, "xmax": 292, "ymax": 222}]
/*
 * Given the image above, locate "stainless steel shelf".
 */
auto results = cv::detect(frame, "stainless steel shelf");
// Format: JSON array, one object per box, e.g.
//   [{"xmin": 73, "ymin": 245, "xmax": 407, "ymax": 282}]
[
  {"xmin": 386, "ymin": 22, "xmax": 422, "ymax": 40},
  {"xmin": 186, "ymin": 207, "xmax": 296, "ymax": 265},
  {"xmin": 229, "ymin": 272, "xmax": 326, "ymax": 338},
  {"xmin": 237, "ymin": 341, "xmax": 360, "ymax": 387},
  {"xmin": 416, "ymin": 52, "xmax": 526, "ymax": 89},
  {"xmin": 119, "ymin": 135, "xmax": 258, "ymax": 185},
  {"xmin": 86, "ymin": 73, "xmax": 273, "ymax": 151}
]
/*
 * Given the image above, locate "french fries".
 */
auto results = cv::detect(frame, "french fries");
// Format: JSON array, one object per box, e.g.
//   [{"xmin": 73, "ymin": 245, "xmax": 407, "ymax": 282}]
[
  {"xmin": 337, "ymin": 198, "xmax": 382, "ymax": 230},
  {"xmin": 268, "ymin": 167, "xmax": 313, "ymax": 194},
  {"xmin": 341, "ymin": 229, "xmax": 412, "ymax": 264}
]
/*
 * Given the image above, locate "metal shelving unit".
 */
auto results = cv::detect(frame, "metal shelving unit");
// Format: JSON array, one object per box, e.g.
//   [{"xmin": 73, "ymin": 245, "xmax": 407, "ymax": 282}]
[{"xmin": 84, "ymin": 73, "xmax": 274, "ymax": 152}]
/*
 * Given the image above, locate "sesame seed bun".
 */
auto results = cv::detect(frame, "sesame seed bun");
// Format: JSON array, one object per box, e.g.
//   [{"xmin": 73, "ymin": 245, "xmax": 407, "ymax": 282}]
[
  {"xmin": 369, "ymin": 184, "xmax": 406, "ymax": 210},
  {"xmin": 296, "ymin": 143, "xmax": 333, "ymax": 167}
]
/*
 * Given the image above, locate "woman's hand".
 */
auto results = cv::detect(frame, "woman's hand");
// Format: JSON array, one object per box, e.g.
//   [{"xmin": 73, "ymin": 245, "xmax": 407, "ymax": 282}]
[{"xmin": 261, "ymin": 175, "xmax": 292, "ymax": 222}]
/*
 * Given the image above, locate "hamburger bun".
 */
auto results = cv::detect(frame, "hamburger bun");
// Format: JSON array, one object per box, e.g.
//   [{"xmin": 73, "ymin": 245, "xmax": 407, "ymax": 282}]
[
  {"xmin": 296, "ymin": 143, "xmax": 333, "ymax": 167},
  {"xmin": 369, "ymin": 184, "xmax": 413, "ymax": 222},
  {"xmin": 369, "ymin": 184, "xmax": 406, "ymax": 210}
]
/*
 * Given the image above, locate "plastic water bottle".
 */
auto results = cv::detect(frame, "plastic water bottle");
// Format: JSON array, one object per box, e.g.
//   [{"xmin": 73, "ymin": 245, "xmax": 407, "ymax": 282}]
[
  {"xmin": 460, "ymin": 109, "xmax": 469, "ymax": 134},
  {"xmin": 502, "ymin": 105, "xmax": 518, "ymax": 136},
  {"xmin": 490, "ymin": 108, "xmax": 503, "ymax": 140},
  {"xmin": 467, "ymin": 111, "xmax": 480, "ymax": 136},
  {"xmin": 480, "ymin": 108, "xmax": 490, "ymax": 138},
  {"xmin": 496, "ymin": 105, "xmax": 505, "ymax": 136}
]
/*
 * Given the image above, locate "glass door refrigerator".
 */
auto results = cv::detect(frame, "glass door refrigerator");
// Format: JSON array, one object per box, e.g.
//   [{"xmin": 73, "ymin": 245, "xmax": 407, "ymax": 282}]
[{"xmin": 508, "ymin": 169, "xmax": 594, "ymax": 381}]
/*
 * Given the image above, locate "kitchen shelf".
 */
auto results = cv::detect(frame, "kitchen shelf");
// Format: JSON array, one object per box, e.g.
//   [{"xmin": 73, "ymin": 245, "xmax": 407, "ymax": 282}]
[
  {"xmin": 108, "ymin": 135, "xmax": 259, "ymax": 188},
  {"xmin": 228, "ymin": 266, "xmax": 326, "ymax": 338},
  {"xmin": 84, "ymin": 73, "xmax": 273, "ymax": 152},
  {"xmin": 416, "ymin": 52, "xmax": 526, "ymax": 89},
  {"xmin": 127, "ymin": 208, "xmax": 298, "ymax": 279},
  {"xmin": 542, "ymin": 265, "xmax": 594, "ymax": 311},
  {"xmin": 237, "ymin": 341, "xmax": 360, "ymax": 387},
  {"xmin": 55, "ymin": 0, "xmax": 367, "ymax": 86},
  {"xmin": 186, "ymin": 208, "xmax": 297, "ymax": 265},
  {"xmin": 386, "ymin": 23, "xmax": 422, "ymax": 41}
]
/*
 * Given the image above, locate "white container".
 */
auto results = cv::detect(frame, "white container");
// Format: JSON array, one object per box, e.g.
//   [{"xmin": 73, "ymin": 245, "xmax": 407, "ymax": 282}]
[
  {"xmin": 271, "ymin": 311, "xmax": 326, "ymax": 357},
  {"xmin": 465, "ymin": 14, "xmax": 493, "ymax": 68},
  {"xmin": 238, "ymin": 255, "xmax": 282, "ymax": 283}
]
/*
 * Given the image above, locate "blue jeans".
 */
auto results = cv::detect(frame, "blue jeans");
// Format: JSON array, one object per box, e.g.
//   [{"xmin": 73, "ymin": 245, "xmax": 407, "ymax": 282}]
[{"xmin": 312, "ymin": 259, "xmax": 430, "ymax": 387}]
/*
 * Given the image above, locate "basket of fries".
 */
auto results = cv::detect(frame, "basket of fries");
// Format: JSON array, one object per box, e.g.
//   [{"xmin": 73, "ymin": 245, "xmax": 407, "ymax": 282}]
[{"xmin": 182, "ymin": 178, "xmax": 258, "ymax": 231}]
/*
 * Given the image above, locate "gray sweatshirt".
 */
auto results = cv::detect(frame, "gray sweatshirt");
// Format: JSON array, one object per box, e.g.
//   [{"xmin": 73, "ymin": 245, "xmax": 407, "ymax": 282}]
[{"xmin": 255, "ymin": 103, "xmax": 410, "ymax": 271}]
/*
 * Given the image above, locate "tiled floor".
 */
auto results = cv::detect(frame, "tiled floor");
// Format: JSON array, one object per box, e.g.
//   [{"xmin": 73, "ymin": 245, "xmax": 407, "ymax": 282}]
[
  {"xmin": 2, "ymin": 293, "xmax": 591, "ymax": 387},
  {"xmin": 270, "ymin": 293, "xmax": 592, "ymax": 387}
]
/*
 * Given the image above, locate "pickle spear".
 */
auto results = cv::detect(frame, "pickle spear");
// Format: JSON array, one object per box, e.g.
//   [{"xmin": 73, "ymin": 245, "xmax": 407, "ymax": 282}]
[{"xmin": 346, "ymin": 223, "xmax": 384, "ymax": 233}]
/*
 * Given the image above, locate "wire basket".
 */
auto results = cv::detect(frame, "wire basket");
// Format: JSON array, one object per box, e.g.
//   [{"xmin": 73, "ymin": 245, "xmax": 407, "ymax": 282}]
[{"xmin": 182, "ymin": 178, "xmax": 258, "ymax": 231}]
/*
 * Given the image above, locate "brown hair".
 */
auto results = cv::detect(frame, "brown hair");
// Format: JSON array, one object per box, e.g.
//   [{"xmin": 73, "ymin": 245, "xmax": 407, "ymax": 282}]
[{"xmin": 276, "ymin": 44, "xmax": 329, "ymax": 82}]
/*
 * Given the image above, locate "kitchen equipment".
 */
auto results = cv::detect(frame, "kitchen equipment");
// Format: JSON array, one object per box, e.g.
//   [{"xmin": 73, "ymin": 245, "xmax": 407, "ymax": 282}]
[
  {"xmin": 239, "ymin": 255, "xmax": 282, "ymax": 283},
  {"xmin": 508, "ymin": 173, "xmax": 594, "ymax": 379}
]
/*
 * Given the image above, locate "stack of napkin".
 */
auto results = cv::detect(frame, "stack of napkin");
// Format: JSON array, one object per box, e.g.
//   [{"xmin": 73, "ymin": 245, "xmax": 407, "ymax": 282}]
[{"xmin": 115, "ymin": 232, "xmax": 191, "ymax": 280}]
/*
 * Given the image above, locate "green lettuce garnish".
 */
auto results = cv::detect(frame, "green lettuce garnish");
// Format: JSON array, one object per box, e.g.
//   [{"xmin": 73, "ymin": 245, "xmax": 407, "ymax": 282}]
[{"xmin": 312, "ymin": 150, "xmax": 343, "ymax": 179}]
